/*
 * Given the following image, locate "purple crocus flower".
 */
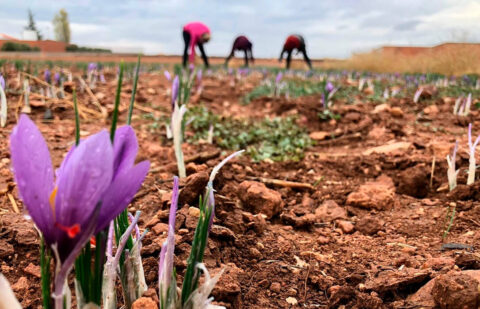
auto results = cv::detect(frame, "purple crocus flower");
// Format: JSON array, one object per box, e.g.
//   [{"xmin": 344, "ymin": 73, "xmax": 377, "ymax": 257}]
[
  {"xmin": 44, "ymin": 69, "xmax": 51, "ymax": 84},
  {"xmin": 10, "ymin": 115, "xmax": 149, "ymax": 260},
  {"xmin": 0, "ymin": 74, "xmax": 5, "ymax": 90},
  {"xmin": 275, "ymin": 72, "xmax": 283, "ymax": 84},
  {"xmin": 54, "ymin": 72, "xmax": 60, "ymax": 85},
  {"xmin": 171, "ymin": 75, "xmax": 179, "ymax": 110},
  {"xmin": 196, "ymin": 69, "xmax": 202, "ymax": 83},
  {"xmin": 164, "ymin": 70, "xmax": 172, "ymax": 81},
  {"xmin": 325, "ymin": 81, "xmax": 334, "ymax": 93},
  {"xmin": 88, "ymin": 62, "xmax": 97, "ymax": 73}
]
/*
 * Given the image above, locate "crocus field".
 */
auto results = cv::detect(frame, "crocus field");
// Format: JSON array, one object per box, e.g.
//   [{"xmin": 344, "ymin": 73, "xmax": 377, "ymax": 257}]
[{"xmin": 2, "ymin": 58, "xmax": 480, "ymax": 309}]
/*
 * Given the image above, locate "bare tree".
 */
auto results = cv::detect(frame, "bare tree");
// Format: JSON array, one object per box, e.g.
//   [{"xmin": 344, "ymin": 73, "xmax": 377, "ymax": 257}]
[{"xmin": 25, "ymin": 9, "xmax": 43, "ymax": 40}]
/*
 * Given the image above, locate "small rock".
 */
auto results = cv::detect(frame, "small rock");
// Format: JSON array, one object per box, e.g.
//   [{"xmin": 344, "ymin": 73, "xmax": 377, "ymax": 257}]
[
  {"xmin": 0, "ymin": 180, "xmax": 8, "ymax": 194},
  {"xmin": 152, "ymin": 223, "xmax": 168, "ymax": 235},
  {"xmin": 210, "ymin": 225, "xmax": 236, "ymax": 240},
  {"xmin": 145, "ymin": 217, "xmax": 160, "ymax": 229},
  {"xmin": 337, "ymin": 220, "xmax": 354, "ymax": 234},
  {"xmin": 422, "ymin": 257, "xmax": 455, "ymax": 270},
  {"xmin": 424, "ymin": 105, "xmax": 439, "ymax": 115},
  {"xmin": 286, "ymin": 297, "xmax": 298, "ymax": 305},
  {"xmin": 432, "ymin": 272, "xmax": 480, "ymax": 309},
  {"xmin": 0, "ymin": 239, "xmax": 14, "ymax": 258},
  {"xmin": 188, "ymin": 207, "xmax": 200, "ymax": 217},
  {"xmin": 346, "ymin": 175, "xmax": 395, "ymax": 210},
  {"xmin": 315, "ymin": 200, "xmax": 347, "ymax": 222},
  {"xmin": 131, "ymin": 297, "xmax": 157, "ymax": 309},
  {"xmin": 368, "ymin": 126, "xmax": 389, "ymax": 140},
  {"xmin": 372, "ymin": 103, "xmax": 391, "ymax": 114},
  {"xmin": 249, "ymin": 247, "xmax": 262, "ymax": 259},
  {"xmin": 12, "ymin": 277, "xmax": 28, "ymax": 292},
  {"xmin": 238, "ymin": 181, "xmax": 284, "ymax": 219},
  {"xmin": 309, "ymin": 131, "xmax": 329, "ymax": 140},
  {"xmin": 24, "ymin": 263, "xmax": 41, "ymax": 278},
  {"xmin": 390, "ymin": 107, "xmax": 404, "ymax": 118},
  {"xmin": 363, "ymin": 142, "xmax": 412, "ymax": 156},
  {"xmin": 270, "ymin": 282, "xmax": 281, "ymax": 293},
  {"xmin": 397, "ymin": 165, "xmax": 429, "ymax": 198},
  {"xmin": 317, "ymin": 236, "xmax": 330, "ymax": 245},
  {"xmin": 356, "ymin": 215, "xmax": 383, "ymax": 235},
  {"xmin": 179, "ymin": 172, "xmax": 209, "ymax": 205}
]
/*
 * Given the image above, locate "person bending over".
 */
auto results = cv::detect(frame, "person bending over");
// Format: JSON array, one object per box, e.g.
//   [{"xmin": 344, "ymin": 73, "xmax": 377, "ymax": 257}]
[
  {"xmin": 279, "ymin": 34, "xmax": 312, "ymax": 70},
  {"xmin": 225, "ymin": 35, "xmax": 254, "ymax": 67},
  {"xmin": 183, "ymin": 22, "xmax": 211, "ymax": 68}
]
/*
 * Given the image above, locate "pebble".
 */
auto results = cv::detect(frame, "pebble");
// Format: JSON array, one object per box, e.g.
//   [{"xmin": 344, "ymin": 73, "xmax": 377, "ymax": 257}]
[{"xmin": 270, "ymin": 282, "xmax": 281, "ymax": 293}]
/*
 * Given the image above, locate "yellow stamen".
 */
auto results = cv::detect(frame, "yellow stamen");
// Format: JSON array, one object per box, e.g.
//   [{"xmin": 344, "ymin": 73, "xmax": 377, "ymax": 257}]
[{"xmin": 49, "ymin": 186, "xmax": 58, "ymax": 212}]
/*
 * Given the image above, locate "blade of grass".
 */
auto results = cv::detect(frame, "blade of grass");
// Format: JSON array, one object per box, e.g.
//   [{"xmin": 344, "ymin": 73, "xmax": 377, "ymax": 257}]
[
  {"xmin": 73, "ymin": 89, "xmax": 80, "ymax": 146},
  {"xmin": 110, "ymin": 61, "xmax": 124, "ymax": 142},
  {"xmin": 40, "ymin": 236, "xmax": 52, "ymax": 309},
  {"xmin": 127, "ymin": 55, "xmax": 141, "ymax": 125}
]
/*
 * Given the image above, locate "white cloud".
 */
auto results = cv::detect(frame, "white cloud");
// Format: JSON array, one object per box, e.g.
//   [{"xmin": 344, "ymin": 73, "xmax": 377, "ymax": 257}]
[{"xmin": 0, "ymin": 0, "xmax": 479, "ymax": 58}]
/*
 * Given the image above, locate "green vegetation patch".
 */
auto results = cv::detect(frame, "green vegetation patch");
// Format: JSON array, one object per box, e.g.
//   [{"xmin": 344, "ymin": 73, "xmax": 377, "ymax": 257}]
[{"xmin": 187, "ymin": 106, "xmax": 312, "ymax": 162}]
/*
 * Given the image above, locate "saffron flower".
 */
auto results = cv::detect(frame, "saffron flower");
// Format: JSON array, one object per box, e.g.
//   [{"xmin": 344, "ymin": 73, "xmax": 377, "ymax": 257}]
[
  {"xmin": 54, "ymin": 72, "xmax": 61, "ymax": 85},
  {"xmin": 10, "ymin": 115, "xmax": 149, "ymax": 308},
  {"xmin": 325, "ymin": 81, "xmax": 334, "ymax": 93},
  {"xmin": 171, "ymin": 75, "xmax": 180, "ymax": 110},
  {"xmin": 0, "ymin": 73, "xmax": 5, "ymax": 90},
  {"xmin": 44, "ymin": 69, "xmax": 51, "ymax": 84}
]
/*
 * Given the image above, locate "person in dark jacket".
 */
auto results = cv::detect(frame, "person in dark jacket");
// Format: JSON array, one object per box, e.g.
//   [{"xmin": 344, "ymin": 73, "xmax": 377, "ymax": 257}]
[
  {"xmin": 225, "ymin": 35, "xmax": 254, "ymax": 67},
  {"xmin": 279, "ymin": 34, "xmax": 312, "ymax": 70},
  {"xmin": 182, "ymin": 22, "xmax": 211, "ymax": 67}
]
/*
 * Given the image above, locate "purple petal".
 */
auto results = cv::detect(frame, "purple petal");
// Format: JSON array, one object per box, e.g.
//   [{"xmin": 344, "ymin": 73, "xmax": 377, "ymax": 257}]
[
  {"xmin": 55, "ymin": 130, "xmax": 114, "ymax": 228},
  {"xmin": 95, "ymin": 160, "xmax": 150, "ymax": 233},
  {"xmin": 10, "ymin": 115, "xmax": 55, "ymax": 242},
  {"xmin": 159, "ymin": 176, "xmax": 179, "ymax": 295},
  {"xmin": 55, "ymin": 144, "xmax": 76, "ymax": 181},
  {"xmin": 0, "ymin": 75, "xmax": 5, "ymax": 90},
  {"xmin": 164, "ymin": 70, "xmax": 171, "ymax": 81},
  {"xmin": 171, "ymin": 76, "xmax": 179, "ymax": 109},
  {"xmin": 112, "ymin": 126, "xmax": 139, "ymax": 179},
  {"xmin": 169, "ymin": 176, "xmax": 179, "ymax": 230},
  {"xmin": 53, "ymin": 202, "xmax": 101, "ymax": 304}
]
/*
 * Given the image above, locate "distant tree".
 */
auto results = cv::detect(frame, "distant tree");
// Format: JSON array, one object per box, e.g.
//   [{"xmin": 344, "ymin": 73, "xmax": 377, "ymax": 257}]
[
  {"xmin": 52, "ymin": 9, "xmax": 71, "ymax": 44},
  {"xmin": 25, "ymin": 9, "xmax": 43, "ymax": 40}
]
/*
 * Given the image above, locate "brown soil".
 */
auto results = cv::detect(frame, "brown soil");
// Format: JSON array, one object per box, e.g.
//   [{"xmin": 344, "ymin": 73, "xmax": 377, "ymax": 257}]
[{"xmin": 1, "ymin": 66, "xmax": 479, "ymax": 309}]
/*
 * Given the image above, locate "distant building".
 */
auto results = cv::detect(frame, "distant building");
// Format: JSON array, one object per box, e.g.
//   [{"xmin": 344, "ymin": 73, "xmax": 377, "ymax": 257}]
[
  {"xmin": 0, "ymin": 33, "xmax": 67, "ymax": 52},
  {"xmin": 22, "ymin": 30, "xmax": 38, "ymax": 41}
]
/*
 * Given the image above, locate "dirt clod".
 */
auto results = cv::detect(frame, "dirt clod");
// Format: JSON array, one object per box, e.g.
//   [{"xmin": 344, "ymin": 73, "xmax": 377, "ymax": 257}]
[
  {"xmin": 347, "ymin": 175, "xmax": 395, "ymax": 210},
  {"xmin": 179, "ymin": 172, "xmax": 209, "ymax": 205},
  {"xmin": 397, "ymin": 164, "xmax": 429, "ymax": 198},
  {"xmin": 131, "ymin": 297, "xmax": 157, "ymax": 309},
  {"xmin": 432, "ymin": 272, "xmax": 480, "ymax": 309},
  {"xmin": 238, "ymin": 181, "xmax": 284, "ymax": 219},
  {"xmin": 356, "ymin": 215, "xmax": 383, "ymax": 235}
]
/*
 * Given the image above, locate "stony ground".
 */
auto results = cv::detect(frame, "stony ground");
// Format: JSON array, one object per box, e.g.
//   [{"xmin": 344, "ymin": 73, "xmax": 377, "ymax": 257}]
[{"xmin": 1, "ymin": 66, "xmax": 480, "ymax": 308}]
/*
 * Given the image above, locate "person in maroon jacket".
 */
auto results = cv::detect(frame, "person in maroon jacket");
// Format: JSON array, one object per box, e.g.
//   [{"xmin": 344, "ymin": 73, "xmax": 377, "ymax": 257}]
[
  {"xmin": 225, "ymin": 35, "xmax": 254, "ymax": 67},
  {"xmin": 279, "ymin": 34, "xmax": 312, "ymax": 70}
]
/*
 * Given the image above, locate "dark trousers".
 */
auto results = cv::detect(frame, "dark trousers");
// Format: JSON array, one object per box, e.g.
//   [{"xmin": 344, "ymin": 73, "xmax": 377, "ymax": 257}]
[
  {"xmin": 225, "ymin": 48, "xmax": 252, "ymax": 67},
  {"xmin": 183, "ymin": 30, "xmax": 209, "ymax": 67},
  {"xmin": 285, "ymin": 45, "xmax": 312, "ymax": 70}
]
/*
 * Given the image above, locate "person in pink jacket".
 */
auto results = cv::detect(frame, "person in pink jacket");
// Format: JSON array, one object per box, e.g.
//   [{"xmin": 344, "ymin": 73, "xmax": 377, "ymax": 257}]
[{"xmin": 183, "ymin": 22, "xmax": 211, "ymax": 68}]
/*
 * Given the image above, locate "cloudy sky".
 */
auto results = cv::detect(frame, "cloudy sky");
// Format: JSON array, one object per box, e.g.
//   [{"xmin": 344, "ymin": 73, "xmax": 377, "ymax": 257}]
[{"xmin": 1, "ymin": 0, "xmax": 479, "ymax": 58}]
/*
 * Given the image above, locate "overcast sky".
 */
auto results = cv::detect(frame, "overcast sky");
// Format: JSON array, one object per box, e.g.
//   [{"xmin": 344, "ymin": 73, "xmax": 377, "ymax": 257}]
[{"xmin": 1, "ymin": 0, "xmax": 480, "ymax": 58}]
